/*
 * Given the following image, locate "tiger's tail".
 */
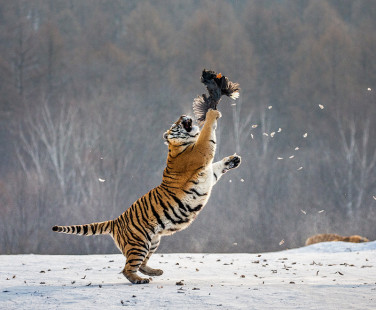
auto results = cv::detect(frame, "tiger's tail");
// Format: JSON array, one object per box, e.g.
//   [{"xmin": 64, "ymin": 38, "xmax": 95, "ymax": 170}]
[{"xmin": 52, "ymin": 220, "xmax": 113, "ymax": 236}]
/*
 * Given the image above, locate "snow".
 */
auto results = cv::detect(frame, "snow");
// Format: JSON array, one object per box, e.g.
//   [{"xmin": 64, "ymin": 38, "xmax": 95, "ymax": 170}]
[{"xmin": 1, "ymin": 241, "xmax": 375, "ymax": 309}]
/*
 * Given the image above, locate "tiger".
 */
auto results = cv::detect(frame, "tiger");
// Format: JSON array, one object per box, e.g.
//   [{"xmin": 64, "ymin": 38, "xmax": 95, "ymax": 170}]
[
  {"xmin": 52, "ymin": 109, "xmax": 241, "ymax": 284},
  {"xmin": 305, "ymin": 233, "xmax": 370, "ymax": 246}
]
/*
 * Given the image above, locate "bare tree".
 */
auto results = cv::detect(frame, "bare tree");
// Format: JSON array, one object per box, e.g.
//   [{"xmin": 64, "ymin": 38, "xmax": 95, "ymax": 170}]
[{"xmin": 326, "ymin": 114, "xmax": 376, "ymax": 217}]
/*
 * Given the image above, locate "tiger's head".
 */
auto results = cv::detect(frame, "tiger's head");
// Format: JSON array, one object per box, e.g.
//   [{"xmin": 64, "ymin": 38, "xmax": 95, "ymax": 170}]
[{"xmin": 163, "ymin": 115, "xmax": 200, "ymax": 146}]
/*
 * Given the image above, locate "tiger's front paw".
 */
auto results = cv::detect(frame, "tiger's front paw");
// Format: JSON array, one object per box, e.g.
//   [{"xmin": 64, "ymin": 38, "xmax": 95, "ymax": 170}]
[
  {"xmin": 207, "ymin": 109, "xmax": 222, "ymax": 120},
  {"xmin": 224, "ymin": 154, "xmax": 241, "ymax": 171}
]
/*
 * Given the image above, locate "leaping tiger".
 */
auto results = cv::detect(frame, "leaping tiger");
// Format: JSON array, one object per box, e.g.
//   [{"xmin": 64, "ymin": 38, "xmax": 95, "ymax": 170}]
[{"xmin": 52, "ymin": 109, "xmax": 241, "ymax": 284}]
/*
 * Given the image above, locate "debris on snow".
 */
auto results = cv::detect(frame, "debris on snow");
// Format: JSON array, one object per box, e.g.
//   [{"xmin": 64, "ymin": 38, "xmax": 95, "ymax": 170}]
[{"xmin": 3, "ymin": 245, "xmax": 376, "ymax": 309}]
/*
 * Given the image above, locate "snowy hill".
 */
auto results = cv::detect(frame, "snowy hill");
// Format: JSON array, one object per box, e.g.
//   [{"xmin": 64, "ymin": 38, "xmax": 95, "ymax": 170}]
[{"xmin": 1, "ymin": 241, "xmax": 375, "ymax": 310}]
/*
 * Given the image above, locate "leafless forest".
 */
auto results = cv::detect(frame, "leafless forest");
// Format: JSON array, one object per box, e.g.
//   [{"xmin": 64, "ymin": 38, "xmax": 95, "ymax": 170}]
[{"xmin": 0, "ymin": 0, "xmax": 375, "ymax": 254}]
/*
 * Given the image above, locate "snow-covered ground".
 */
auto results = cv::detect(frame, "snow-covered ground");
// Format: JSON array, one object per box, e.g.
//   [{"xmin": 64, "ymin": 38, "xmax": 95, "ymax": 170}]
[{"xmin": 1, "ymin": 241, "xmax": 375, "ymax": 310}]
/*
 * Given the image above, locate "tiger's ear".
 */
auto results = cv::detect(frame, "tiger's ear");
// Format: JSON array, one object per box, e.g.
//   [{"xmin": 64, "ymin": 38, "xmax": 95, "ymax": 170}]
[{"xmin": 163, "ymin": 132, "xmax": 169, "ymax": 145}]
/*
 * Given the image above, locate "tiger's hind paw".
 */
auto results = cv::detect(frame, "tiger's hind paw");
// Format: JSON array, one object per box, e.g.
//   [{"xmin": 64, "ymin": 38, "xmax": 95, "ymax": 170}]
[
  {"xmin": 139, "ymin": 265, "xmax": 164, "ymax": 276},
  {"xmin": 134, "ymin": 277, "xmax": 152, "ymax": 284},
  {"xmin": 123, "ymin": 270, "xmax": 152, "ymax": 284}
]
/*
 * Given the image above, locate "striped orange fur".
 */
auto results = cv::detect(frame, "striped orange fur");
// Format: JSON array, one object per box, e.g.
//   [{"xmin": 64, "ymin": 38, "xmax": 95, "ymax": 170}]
[{"xmin": 53, "ymin": 109, "xmax": 241, "ymax": 284}]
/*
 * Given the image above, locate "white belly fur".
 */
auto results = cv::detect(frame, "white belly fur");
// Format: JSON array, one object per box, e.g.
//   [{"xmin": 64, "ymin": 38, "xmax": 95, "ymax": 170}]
[{"xmin": 160, "ymin": 166, "xmax": 214, "ymax": 235}]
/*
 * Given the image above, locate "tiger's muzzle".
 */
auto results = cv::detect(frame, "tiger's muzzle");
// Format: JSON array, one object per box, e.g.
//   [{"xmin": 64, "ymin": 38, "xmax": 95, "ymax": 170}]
[{"xmin": 181, "ymin": 116, "xmax": 193, "ymax": 132}]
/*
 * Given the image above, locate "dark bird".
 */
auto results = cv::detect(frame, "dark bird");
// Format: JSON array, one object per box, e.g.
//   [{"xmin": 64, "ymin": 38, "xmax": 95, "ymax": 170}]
[{"xmin": 193, "ymin": 69, "xmax": 240, "ymax": 124}]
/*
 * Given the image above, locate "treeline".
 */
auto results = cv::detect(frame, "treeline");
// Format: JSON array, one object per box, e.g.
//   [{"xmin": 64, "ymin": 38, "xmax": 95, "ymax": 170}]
[{"xmin": 0, "ymin": 0, "xmax": 375, "ymax": 254}]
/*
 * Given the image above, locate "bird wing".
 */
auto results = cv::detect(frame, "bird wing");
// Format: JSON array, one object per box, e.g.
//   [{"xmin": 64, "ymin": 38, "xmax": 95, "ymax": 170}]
[{"xmin": 192, "ymin": 94, "xmax": 217, "ymax": 125}]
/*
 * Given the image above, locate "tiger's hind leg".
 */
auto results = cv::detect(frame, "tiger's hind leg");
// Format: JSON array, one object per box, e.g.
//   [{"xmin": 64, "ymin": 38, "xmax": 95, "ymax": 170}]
[
  {"xmin": 121, "ymin": 244, "xmax": 152, "ymax": 284},
  {"xmin": 139, "ymin": 236, "xmax": 163, "ymax": 276}
]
